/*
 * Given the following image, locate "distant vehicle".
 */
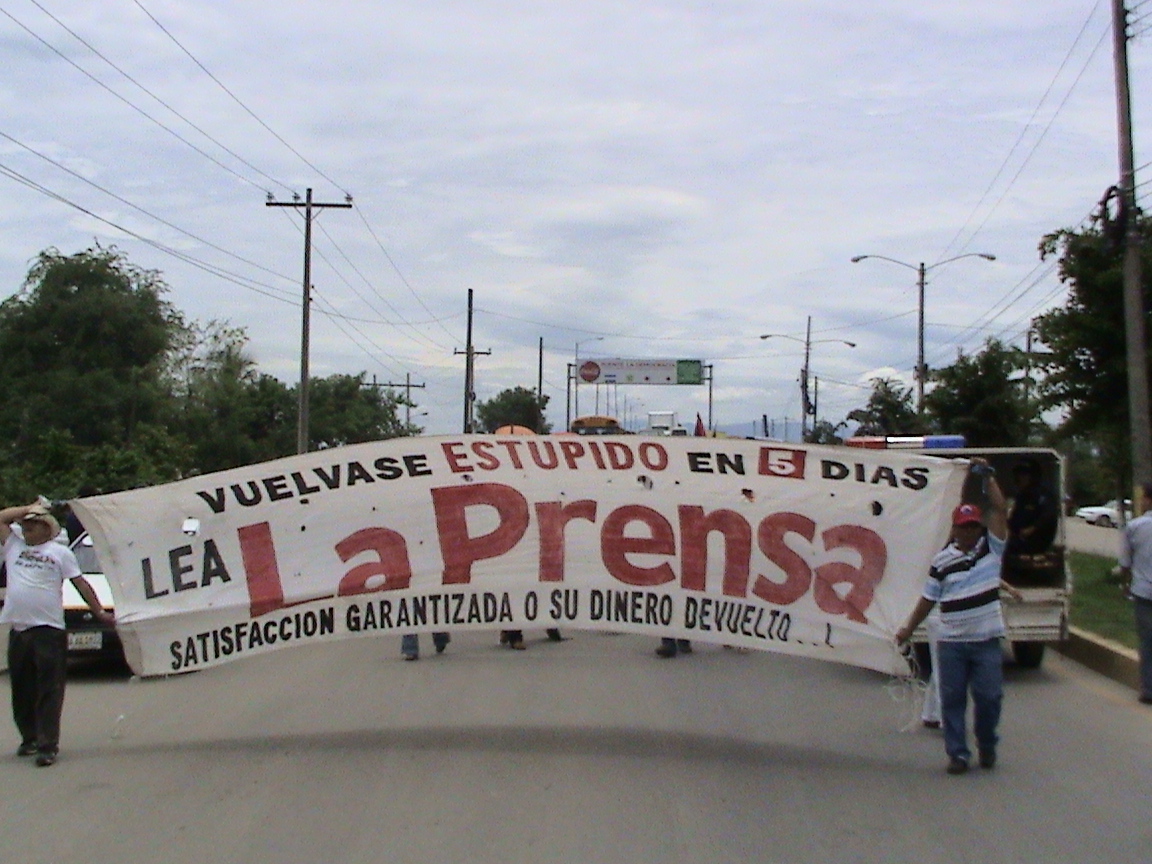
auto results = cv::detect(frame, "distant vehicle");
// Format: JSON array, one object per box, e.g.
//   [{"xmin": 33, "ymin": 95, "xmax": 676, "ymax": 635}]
[
  {"xmin": 639, "ymin": 410, "xmax": 688, "ymax": 436},
  {"xmin": 62, "ymin": 532, "xmax": 121, "ymax": 661},
  {"xmin": 569, "ymin": 415, "xmax": 629, "ymax": 435},
  {"xmin": 1074, "ymin": 500, "xmax": 1133, "ymax": 528}
]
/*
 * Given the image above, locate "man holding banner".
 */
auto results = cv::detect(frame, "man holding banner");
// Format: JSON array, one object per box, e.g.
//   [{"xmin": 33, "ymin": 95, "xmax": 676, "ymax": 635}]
[
  {"xmin": 1, "ymin": 501, "xmax": 113, "ymax": 766},
  {"xmin": 896, "ymin": 458, "xmax": 1008, "ymax": 776}
]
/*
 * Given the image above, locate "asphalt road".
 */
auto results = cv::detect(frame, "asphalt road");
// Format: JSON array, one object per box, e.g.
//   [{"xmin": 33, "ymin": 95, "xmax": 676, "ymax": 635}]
[
  {"xmin": 2, "ymin": 629, "xmax": 1150, "ymax": 864},
  {"xmin": 1065, "ymin": 517, "xmax": 1122, "ymax": 558}
]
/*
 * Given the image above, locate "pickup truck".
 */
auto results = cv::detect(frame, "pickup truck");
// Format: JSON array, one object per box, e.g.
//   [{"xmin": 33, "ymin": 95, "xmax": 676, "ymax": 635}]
[{"xmin": 847, "ymin": 438, "xmax": 1069, "ymax": 669}]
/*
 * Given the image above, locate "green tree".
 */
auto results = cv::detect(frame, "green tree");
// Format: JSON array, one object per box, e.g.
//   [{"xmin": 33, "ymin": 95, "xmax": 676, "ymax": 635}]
[
  {"xmin": 808, "ymin": 418, "xmax": 847, "ymax": 445},
  {"xmin": 845, "ymin": 377, "xmax": 920, "ymax": 436},
  {"xmin": 306, "ymin": 373, "xmax": 416, "ymax": 448},
  {"xmin": 1032, "ymin": 215, "xmax": 1152, "ymax": 495},
  {"xmin": 166, "ymin": 321, "xmax": 295, "ymax": 472},
  {"xmin": 475, "ymin": 386, "xmax": 551, "ymax": 432},
  {"xmin": 923, "ymin": 339, "xmax": 1032, "ymax": 446},
  {"xmin": 0, "ymin": 246, "xmax": 189, "ymax": 498}
]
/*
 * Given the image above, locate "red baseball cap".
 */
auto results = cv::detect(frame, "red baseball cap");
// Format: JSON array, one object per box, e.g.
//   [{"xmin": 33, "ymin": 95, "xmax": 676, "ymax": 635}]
[{"xmin": 952, "ymin": 503, "xmax": 983, "ymax": 526}]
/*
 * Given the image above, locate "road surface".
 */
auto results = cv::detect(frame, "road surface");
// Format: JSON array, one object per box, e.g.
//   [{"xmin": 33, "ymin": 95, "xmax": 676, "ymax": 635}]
[
  {"xmin": 1065, "ymin": 517, "xmax": 1122, "ymax": 558},
  {"xmin": 2, "ymin": 629, "xmax": 1149, "ymax": 864}
]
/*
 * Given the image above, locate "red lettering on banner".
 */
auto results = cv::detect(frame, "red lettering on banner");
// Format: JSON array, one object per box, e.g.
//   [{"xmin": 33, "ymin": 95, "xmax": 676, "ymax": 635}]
[
  {"xmin": 677, "ymin": 506, "xmax": 752, "ymax": 596},
  {"xmin": 441, "ymin": 441, "xmax": 473, "ymax": 473},
  {"xmin": 496, "ymin": 440, "xmax": 526, "ymax": 469},
  {"xmin": 559, "ymin": 440, "xmax": 584, "ymax": 469},
  {"xmin": 536, "ymin": 500, "xmax": 598, "ymax": 581},
  {"xmin": 431, "ymin": 483, "xmax": 531, "ymax": 583},
  {"xmin": 528, "ymin": 440, "xmax": 559, "ymax": 469},
  {"xmin": 235, "ymin": 480, "xmax": 891, "ymax": 626},
  {"xmin": 335, "ymin": 527, "xmax": 413, "ymax": 595},
  {"xmin": 812, "ymin": 524, "xmax": 886, "ymax": 624},
  {"xmin": 637, "ymin": 442, "xmax": 669, "ymax": 471},
  {"xmin": 470, "ymin": 440, "xmax": 501, "ymax": 471},
  {"xmin": 604, "ymin": 441, "xmax": 634, "ymax": 469},
  {"xmin": 601, "ymin": 505, "xmax": 676, "ymax": 586},
  {"xmin": 753, "ymin": 512, "xmax": 815, "ymax": 605},
  {"xmin": 238, "ymin": 522, "xmax": 285, "ymax": 617}
]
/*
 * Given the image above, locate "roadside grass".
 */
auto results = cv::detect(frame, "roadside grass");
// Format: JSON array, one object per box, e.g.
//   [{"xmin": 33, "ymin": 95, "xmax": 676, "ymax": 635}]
[{"xmin": 1069, "ymin": 550, "xmax": 1137, "ymax": 650}]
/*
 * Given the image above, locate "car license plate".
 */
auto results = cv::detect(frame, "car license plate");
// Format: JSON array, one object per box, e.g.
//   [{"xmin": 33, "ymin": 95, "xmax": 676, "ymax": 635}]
[{"xmin": 68, "ymin": 632, "xmax": 103, "ymax": 651}]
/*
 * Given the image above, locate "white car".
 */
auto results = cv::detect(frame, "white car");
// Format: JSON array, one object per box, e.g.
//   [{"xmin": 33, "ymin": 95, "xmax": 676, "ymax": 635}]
[
  {"xmin": 1074, "ymin": 499, "xmax": 1132, "ymax": 528},
  {"xmin": 61, "ymin": 532, "xmax": 121, "ymax": 660}
]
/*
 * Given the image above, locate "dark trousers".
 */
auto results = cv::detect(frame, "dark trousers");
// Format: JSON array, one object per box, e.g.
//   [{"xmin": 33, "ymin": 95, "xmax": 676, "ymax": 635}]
[{"xmin": 8, "ymin": 626, "xmax": 68, "ymax": 754}]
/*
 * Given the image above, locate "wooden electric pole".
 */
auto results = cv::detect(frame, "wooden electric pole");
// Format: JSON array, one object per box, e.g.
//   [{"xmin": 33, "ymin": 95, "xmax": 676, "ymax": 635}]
[
  {"xmin": 266, "ymin": 187, "xmax": 353, "ymax": 454},
  {"xmin": 1112, "ymin": 0, "xmax": 1151, "ymax": 501}
]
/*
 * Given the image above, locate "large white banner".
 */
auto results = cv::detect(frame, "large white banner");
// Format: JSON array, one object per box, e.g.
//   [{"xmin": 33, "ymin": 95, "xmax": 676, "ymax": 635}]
[{"xmin": 72, "ymin": 436, "xmax": 966, "ymax": 677}]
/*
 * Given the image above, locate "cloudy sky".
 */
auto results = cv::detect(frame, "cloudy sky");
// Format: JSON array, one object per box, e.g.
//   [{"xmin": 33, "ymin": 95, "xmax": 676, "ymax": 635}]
[{"xmin": 2, "ymin": 1, "xmax": 1148, "ymax": 438}]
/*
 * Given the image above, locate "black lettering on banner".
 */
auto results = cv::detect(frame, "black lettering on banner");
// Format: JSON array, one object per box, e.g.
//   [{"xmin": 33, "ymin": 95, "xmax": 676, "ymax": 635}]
[
  {"xmin": 168, "ymin": 607, "xmax": 335, "ymax": 671},
  {"xmin": 524, "ymin": 591, "xmax": 538, "ymax": 621},
  {"xmin": 549, "ymin": 588, "xmax": 578, "ymax": 621}
]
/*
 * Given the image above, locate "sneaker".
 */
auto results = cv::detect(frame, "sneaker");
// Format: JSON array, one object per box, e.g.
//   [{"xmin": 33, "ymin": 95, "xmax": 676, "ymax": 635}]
[
  {"xmin": 946, "ymin": 757, "xmax": 969, "ymax": 775},
  {"xmin": 655, "ymin": 645, "xmax": 677, "ymax": 658},
  {"xmin": 546, "ymin": 629, "xmax": 563, "ymax": 642},
  {"xmin": 35, "ymin": 752, "xmax": 57, "ymax": 767},
  {"xmin": 1139, "ymin": 694, "xmax": 1152, "ymax": 704},
  {"xmin": 509, "ymin": 641, "xmax": 526, "ymax": 650},
  {"xmin": 922, "ymin": 720, "xmax": 941, "ymax": 730},
  {"xmin": 979, "ymin": 750, "xmax": 997, "ymax": 769},
  {"xmin": 678, "ymin": 642, "xmax": 693, "ymax": 655},
  {"xmin": 402, "ymin": 653, "xmax": 418, "ymax": 661},
  {"xmin": 16, "ymin": 742, "xmax": 37, "ymax": 757}
]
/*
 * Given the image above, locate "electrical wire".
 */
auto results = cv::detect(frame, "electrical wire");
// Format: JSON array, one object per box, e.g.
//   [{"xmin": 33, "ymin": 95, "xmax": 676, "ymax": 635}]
[{"xmin": 0, "ymin": 4, "xmax": 269, "ymax": 194}]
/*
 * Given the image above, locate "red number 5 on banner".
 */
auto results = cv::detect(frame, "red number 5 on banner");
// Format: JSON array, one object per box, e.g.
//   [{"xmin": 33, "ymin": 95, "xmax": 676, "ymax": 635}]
[{"xmin": 758, "ymin": 447, "xmax": 807, "ymax": 479}]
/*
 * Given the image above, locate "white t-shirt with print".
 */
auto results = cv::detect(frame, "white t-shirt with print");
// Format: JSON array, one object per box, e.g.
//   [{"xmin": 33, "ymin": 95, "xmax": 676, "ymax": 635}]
[{"xmin": 0, "ymin": 530, "xmax": 81, "ymax": 631}]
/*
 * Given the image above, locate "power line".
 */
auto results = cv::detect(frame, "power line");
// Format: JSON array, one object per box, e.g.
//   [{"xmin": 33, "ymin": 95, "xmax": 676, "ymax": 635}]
[
  {"xmin": 0, "ymin": 127, "xmax": 298, "ymax": 289},
  {"xmin": 940, "ymin": 8, "xmax": 1110, "ymax": 261},
  {"xmin": 0, "ymin": 5, "xmax": 269, "ymax": 193},
  {"xmin": 23, "ymin": 0, "xmax": 292, "ymax": 194},
  {"xmin": 0, "ymin": 158, "xmax": 298, "ymax": 305},
  {"xmin": 131, "ymin": 0, "xmax": 346, "ymax": 194}
]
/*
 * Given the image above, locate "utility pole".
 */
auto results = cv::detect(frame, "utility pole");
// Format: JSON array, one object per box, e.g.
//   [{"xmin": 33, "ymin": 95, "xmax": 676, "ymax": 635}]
[
  {"xmin": 366, "ymin": 374, "xmax": 426, "ymax": 426},
  {"xmin": 1112, "ymin": 0, "xmax": 1152, "ymax": 499},
  {"xmin": 537, "ymin": 337, "xmax": 545, "ymax": 433},
  {"xmin": 454, "ymin": 289, "xmax": 490, "ymax": 433},
  {"xmin": 266, "ymin": 188, "xmax": 353, "ymax": 454},
  {"xmin": 800, "ymin": 315, "xmax": 813, "ymax": 440}
]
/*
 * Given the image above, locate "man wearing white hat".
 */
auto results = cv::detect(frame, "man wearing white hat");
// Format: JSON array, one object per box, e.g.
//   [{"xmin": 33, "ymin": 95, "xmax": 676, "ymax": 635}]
[{"xmin": 0, "ymin": 501, "xmax": 113, "ymax": 766}]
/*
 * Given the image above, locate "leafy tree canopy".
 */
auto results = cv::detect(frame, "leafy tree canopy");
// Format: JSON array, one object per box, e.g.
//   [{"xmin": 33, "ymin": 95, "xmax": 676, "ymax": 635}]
[
  {"xmin": 923, "ymin": 339, "xmax": 1031, "ymax": 447},
  {"xmin": 845, "ymin": 378, "xmax": 920, "ymax": 437},
  {"xmin": 475, "ymin": 386, "xmax": 551, "ymax": 433}
]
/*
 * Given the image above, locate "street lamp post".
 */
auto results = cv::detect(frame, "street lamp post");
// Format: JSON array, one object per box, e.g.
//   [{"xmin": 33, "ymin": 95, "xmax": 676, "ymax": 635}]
[
  {"xmin": 573, "ymin": 336, "xmax": 604, "ymax": 421},
  {"xmin": 761, "ymin": 316, "xmax": 856, "ymax": 441},
  {"xmin": 851, "ymin": 252, "xmax": 995, "ymax": 415}
]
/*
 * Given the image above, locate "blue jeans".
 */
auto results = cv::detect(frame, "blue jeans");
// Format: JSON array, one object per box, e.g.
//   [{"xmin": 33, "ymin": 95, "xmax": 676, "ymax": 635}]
[
  {"xmin": 1134, "ymin": 597, "xmax": 1152, "ymax": 699},
  {"xmin": 936, "ymin": 638, "xmax": 1003, "ymax": 763},
  {"xmin": 401, "ymin": 633, "xmax": 449, "ymax": 658}
]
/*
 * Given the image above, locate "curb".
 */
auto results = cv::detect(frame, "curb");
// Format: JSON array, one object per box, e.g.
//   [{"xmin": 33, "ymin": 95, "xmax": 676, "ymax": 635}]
[{"xmin": 1055, "ymin": 626, "xmax": 1140, "ymax": 690}]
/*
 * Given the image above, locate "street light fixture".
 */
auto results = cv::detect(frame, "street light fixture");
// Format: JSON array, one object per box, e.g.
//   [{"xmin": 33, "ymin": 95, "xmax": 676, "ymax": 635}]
[
  {"xmin": 851, "ymin": 252, "xmax": 995, "ymax": 415},
  {"xmin": 573, "ymin": 336, "xmax": 605, "ymax": 421},
  {"xmin": 760, "ymin": 316, "xmax": 856, "ymax": 440}
]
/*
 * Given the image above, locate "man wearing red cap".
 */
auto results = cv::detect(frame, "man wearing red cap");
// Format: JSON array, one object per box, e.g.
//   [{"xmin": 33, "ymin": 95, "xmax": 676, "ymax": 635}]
[{"xmin": 896, "ymin": 458, "xmax": 1014, "ymax": 775}]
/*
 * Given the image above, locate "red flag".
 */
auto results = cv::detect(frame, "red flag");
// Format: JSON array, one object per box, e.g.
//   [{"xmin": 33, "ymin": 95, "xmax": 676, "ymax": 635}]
[{"xmin": 694, "ymin": 413, "xmax": 706, "ymax": 436}]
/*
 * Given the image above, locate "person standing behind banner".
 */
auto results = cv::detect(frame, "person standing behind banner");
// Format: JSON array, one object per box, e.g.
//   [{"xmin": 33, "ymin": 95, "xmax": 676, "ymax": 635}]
[
  {"xmin": 896, "ymin": 458, "xmax": 1010, "ymax": 776},
  {"xmin": 1118, "ymin": 481, "xmax": 1152, "ymax": 705},
  {"xmin": 400, "ymin": 632, "xmax": 449, "ymax": 661},
  {"xmin": 0, "ymin": 502, "xmax": 113, "ymax": 767}
]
